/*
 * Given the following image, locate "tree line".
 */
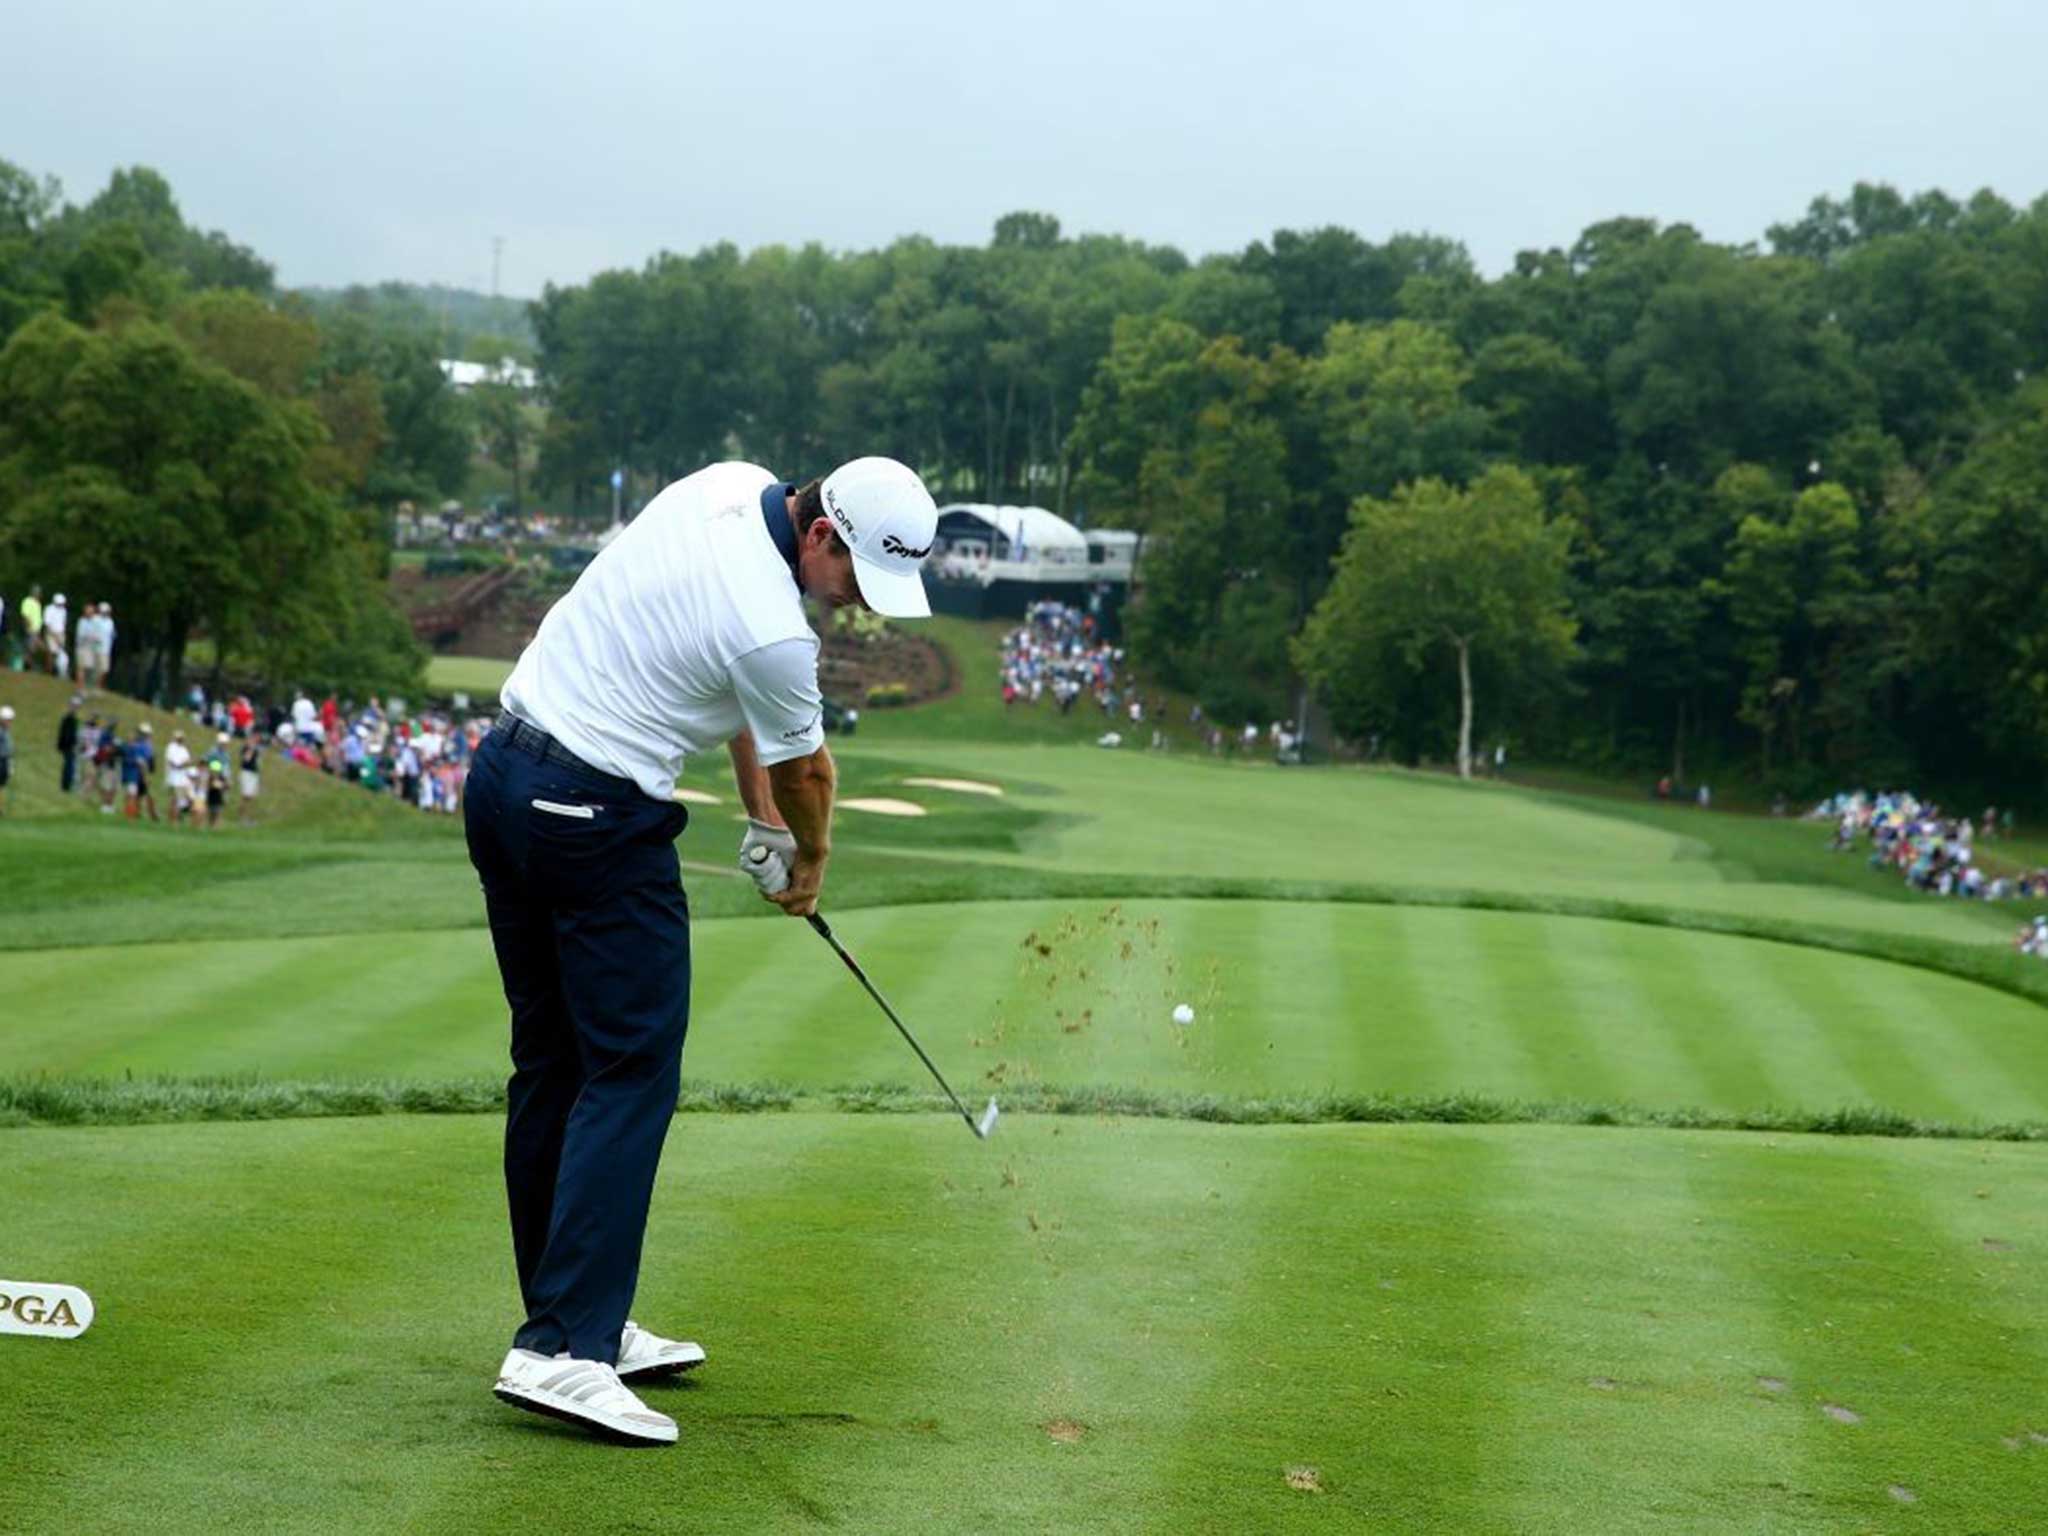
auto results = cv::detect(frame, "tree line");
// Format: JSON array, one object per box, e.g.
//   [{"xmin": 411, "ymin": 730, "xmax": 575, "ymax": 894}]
[
  {"xmin": 0, "ymin": 160, "xmax": 480, "ymax": 698},
  {"xmin": 5, "ymin": 156, "xmax": 2045, "ymax": 802},
  {"xmin": 533, "ymin": 190, "xmax": 2048, "ymax": 803}
]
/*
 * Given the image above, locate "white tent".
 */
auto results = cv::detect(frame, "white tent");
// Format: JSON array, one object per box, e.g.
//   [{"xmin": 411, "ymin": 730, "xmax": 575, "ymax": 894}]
[{"xmin": 934, "ymin": 504, "xmax": 1089, "ymax": 564}]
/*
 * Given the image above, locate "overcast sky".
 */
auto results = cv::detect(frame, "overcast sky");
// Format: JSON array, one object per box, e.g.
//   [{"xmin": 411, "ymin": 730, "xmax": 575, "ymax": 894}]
[{"xmin": 8, "ymin": 0, "xmax": 2045, "ymax": 295}]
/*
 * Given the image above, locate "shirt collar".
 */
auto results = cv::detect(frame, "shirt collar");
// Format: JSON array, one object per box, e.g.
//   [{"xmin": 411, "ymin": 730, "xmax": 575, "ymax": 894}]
[{"xmin": 759, "ymin": 480, "xmax": 800, "ymax": 576}]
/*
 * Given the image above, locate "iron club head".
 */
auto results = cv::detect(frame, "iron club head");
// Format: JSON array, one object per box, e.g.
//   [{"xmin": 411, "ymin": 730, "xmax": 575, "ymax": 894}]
[{"xmin": 975, "ymin": 1098, "xmax": 1001, "ymax": 1140}]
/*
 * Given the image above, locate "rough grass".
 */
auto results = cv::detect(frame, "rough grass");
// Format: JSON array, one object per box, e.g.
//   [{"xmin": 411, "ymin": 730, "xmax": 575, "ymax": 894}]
[{"xmin": 8, "ymin": 1073, "xmax": 2046, "ymax": 1142}]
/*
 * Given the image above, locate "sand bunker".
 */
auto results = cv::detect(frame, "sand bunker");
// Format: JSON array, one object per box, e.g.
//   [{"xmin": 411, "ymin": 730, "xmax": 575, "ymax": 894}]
[
  {"xmin": 902, "ymin": 776, "xmax": 1004, "ymax": 797},
  {"xmin": 672, "ymin": 787, "xmax": 722, "ymax": 806},
  {"xmin": 840, "ymin": 797, "xmax": 928, "ymax": 817}
]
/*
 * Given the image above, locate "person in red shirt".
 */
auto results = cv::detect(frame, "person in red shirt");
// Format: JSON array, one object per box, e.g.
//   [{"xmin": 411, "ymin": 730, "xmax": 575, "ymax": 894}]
[
  {"xmin": 320, "ymin": 695, "xmax": 340, "ymax": 743},
  {"xmin": 229, "ymin": 695, "xmax": 255, "ymax": 739}
]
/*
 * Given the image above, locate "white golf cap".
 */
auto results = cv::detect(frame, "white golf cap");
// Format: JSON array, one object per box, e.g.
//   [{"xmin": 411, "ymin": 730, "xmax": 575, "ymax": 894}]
[
  {"xmin": 0, "ymin": 706, "xmax": 13, "ymax": 721},
  {"xmin": 820, "ymin": 457, "xmax": 937, "ymax": 619}
]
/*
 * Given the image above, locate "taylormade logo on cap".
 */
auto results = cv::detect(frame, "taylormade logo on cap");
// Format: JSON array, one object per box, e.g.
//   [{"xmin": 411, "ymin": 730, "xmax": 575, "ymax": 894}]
[{"xmin": 819, "ymin": 457, "xmax": 939, "ymax": 619}]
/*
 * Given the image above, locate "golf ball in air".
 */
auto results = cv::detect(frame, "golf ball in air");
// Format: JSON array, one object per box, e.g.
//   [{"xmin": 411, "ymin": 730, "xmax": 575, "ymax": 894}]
[{"xmin": 1172, "ymin": 1003, "xmax": 1196, "ymax": 1026}]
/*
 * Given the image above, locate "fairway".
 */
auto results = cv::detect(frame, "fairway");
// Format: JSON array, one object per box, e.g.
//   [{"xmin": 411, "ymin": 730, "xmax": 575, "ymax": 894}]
[
  {"xmin": 7, "ymin": 900, "xmax": 2048, "ymax": 1126},
  {"xmin": 4, "ymin": 655, "xmax": 2047, "ymax": 1533},
  {"xmin": 6, "ymin": 1115, "xmax": 2045, "ymax": 1533}
]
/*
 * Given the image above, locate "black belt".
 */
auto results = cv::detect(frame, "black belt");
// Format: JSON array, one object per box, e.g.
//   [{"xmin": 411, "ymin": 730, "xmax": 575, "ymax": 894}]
[{"xmin": 492, "ymin": 715, "xmax": 625, "ymax": 786}]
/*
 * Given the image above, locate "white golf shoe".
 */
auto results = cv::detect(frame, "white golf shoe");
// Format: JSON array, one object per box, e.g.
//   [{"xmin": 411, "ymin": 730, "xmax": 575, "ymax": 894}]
[
  {"xmin": 493, "ymin": 1348, "xmax": 678, "ymax": 1445},
  {"xmin": 616, "ymin": 1319, "xmax": 707, "ymax": 1383}
]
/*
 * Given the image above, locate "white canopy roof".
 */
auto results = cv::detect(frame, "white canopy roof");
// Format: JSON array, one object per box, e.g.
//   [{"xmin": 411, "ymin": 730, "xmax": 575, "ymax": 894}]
[{"xmin": 936, "ymin": 503, "xmax": 1088, "ymax": 559}]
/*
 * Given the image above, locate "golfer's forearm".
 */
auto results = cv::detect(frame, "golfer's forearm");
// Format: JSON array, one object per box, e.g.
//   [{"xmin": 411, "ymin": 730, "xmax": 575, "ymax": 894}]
[
  {"xmin": 726, "ymin": 734, "xmax": 778, "ymax": 824},
  {"xmin": 767, "ymin": 746, "xmax": 835, "ymax": 859}
]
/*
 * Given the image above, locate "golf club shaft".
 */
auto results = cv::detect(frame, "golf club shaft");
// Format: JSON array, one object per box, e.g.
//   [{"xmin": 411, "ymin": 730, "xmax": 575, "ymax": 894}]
[{"xmin": 807, "ymin": 913, "xmax": 981, "ymax": 1133}]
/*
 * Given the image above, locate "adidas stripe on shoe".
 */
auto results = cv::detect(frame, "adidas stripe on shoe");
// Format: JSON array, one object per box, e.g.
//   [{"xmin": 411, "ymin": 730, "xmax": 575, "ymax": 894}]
[{"xmin": 493, "ymin": 1348, "xmax": 678, "ymax": 1445}]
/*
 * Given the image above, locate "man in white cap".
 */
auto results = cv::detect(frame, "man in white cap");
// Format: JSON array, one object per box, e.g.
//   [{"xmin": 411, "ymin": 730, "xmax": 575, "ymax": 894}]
[
  {"xmin": 0, "ymin": 705, "xmax": 14, "ymax": 815},
  {"xmin": 466, "ymin": 456, "xmax": 936, "ymax": 1446},
  {"xmin": 42, "ymin": 593, "xmax": 69, "ymax": 679},
  {"xmin": 164, "ymin": 728, "xmax": 193, "ymax": 828}
]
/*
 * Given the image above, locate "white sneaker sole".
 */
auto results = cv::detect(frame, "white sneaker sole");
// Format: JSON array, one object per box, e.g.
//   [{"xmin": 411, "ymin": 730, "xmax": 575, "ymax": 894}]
[
  {"xmin": 617, "ymin": 1344, "xmax": 707, "ymax": 1384},
  {"xmin": 493, "ymin": 1378, "xmax": 679, "ymax": 1445}
]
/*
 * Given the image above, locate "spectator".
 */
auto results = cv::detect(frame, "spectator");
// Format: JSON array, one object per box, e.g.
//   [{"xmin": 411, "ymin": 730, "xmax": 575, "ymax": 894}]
[
  {"xmin": 237, "ymin": 734, "xmax": 262, "ymax": 824},
  {"xmin": 125, "ymin": 723, "xmax": 158, "ymax": 822},
  {"xmin": 42, "ymin": 593, "xmax": 69, "ymax": 678},
  {"xmin": 397, "ymin": 737, "xmax": 422, "ymax": 808},
  {"xmin": 19, "ymin": 587, "xmax": 43, "ymax": 671},
  {"xmin": 57, "ymin": 695, "xmax": 80, "ymax": 794},
  {"xmin": 165, "ymin": 729, "xmax": 194, "ymax": 828},
  {"xmin": 74, "ymin": 603, "xmax": 113, "ymax": 691},
  {"xmin": 94, "ymin": 719, "xmax": 123, "ymax": 814},
  {"xmin": 203, "ymin": 734, "xmax": 230, "ymax": 830},
  {"xmin": 0, "ymin": 704, "xmax": 13, "ymax": 814},
  {"xmin": 228, "ymin": 694, "xmax": 254, "ymax": 739}
]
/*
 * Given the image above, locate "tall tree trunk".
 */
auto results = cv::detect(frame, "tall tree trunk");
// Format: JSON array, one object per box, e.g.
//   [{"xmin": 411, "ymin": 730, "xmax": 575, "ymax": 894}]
[
  {"xmin": 1672, "ymin": 694, "xmax": 1687, "ymax": 784},
  {"xmin": 1454, "ymin": 635, "xmax": 1474, "ymax": 781}
]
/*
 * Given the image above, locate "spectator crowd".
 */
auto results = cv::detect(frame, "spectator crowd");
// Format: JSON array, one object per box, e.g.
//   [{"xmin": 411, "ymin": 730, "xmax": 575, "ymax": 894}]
[
  {"xmin": 1808, "ymin": 791, "xmax": 2048, "ymax": 956},
  {"xmin": 3, "ymin": 576, "xmax": 489, "ymax": 826},
  {"xmin": 999, "ymin": 601, "xmax": 1124, "ymax": 715},
  {"xmin": 3, "ymin": 584, "xmax": 117, "ymax": 689}
]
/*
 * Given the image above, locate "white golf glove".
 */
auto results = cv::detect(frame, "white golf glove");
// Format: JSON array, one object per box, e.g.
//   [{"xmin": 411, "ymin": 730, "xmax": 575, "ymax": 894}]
[{"xmin": 739, "ymin": 818, "xmax": 796, "ymax": 896}]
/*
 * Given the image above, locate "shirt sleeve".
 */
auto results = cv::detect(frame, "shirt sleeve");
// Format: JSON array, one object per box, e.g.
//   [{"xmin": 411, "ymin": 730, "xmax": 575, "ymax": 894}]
[{"xmin": 729, "ymin": 635, "xmax": 825, "ymax": 767}]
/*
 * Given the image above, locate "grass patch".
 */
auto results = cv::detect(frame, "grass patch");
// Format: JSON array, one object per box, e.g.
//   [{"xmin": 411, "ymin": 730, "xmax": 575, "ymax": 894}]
[{"xmin": 424, "ymin": 654, "xmax": 515, "ymax": 699}]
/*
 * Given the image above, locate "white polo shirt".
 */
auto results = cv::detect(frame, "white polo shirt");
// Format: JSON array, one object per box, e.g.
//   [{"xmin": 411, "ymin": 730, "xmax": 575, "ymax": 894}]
[{"xmin": 503, "ymin": 461, "xmax": 825, "ymax": 802}]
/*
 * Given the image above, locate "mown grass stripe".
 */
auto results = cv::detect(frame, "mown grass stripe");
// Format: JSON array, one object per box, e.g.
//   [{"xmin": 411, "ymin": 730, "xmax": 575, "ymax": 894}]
[
  {"xmin": 1482, "ymin": 1131, "xmax": 1817, "ymax": 1524},
  {"xmin": 1335, "ymin": 904, "xmax": 1439, "ymax": 1096},
  {"xmin": 1148, "ymin": 1125, "xmax": 1508, "ymax": 1528},
  {"xmin": 1679, "ymin": 1135, "xmax": 2046, "ymax": 1522},
  {"xmin": 1593, "ymin": 918, "xmax": 1774, "ymax": 1113},
  {"xmin": 1751, "ymin": 938, "xmax": 1946, "ymax": 1113}
]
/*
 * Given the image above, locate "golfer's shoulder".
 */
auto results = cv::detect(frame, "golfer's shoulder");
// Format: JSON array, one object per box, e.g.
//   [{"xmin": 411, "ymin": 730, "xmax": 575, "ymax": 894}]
[{"xmin": 667, "ymin": 460, "xmax": 778, "ymax": 515}]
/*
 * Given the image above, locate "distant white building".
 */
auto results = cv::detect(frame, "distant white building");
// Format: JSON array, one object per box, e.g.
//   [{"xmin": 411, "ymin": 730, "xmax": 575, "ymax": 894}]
[
  {"xmin": 928, "ymin": 503, "xmax": 1136, "ymax": 618},
  {"xmin": 439, "ymin": 357, "xmax": 537, "ymax": 391}
]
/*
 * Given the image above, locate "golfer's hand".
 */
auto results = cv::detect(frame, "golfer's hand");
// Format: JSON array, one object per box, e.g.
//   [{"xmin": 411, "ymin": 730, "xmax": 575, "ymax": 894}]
[
  {"xmin": 769, "ymin": 850, "xmax": 827, "ymax": 917},
  {"xmin": 739, "ymin": 818, "xmax": 796, "ymax": 897}
]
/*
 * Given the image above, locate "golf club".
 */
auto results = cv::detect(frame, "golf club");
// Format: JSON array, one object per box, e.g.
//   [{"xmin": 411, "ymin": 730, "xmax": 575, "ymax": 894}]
[{"xmin": 759, "ymin": 858, "xmax": 995, "ymax": 1138}]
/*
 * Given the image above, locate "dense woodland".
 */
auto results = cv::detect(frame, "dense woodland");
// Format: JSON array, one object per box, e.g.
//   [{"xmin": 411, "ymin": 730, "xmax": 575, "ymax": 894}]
[
  {"xmin": 530, "ymin": 194, "xmax": 2048, "ymax": 801},
  {"xmin": 4, "ymin": 157, "xmax": 2047, "ymax": 802}
]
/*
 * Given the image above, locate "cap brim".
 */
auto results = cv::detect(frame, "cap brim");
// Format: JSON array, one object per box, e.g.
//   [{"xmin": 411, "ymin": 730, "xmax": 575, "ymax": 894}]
[{"xmin": 851, "ymin": 554, "xmax": 930, "ymax": 619}]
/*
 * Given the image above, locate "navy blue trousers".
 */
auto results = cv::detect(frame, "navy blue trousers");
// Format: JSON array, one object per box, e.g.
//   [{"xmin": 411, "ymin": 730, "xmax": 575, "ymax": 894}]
[{"xmin": 463, "ymin": 728, "xmax": 691, "ymax": 1365}]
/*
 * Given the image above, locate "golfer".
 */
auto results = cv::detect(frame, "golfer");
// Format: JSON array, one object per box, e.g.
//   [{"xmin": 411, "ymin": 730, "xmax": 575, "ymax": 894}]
[{"xmin": 466, "ymin": 457, "xmax": 937, "ymax": 1445}]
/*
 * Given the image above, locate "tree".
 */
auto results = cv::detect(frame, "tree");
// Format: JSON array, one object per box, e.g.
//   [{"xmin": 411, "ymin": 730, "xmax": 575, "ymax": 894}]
[
  {"xmin": 473, "ymin": 379, "xmax": 529, "ymax": 510},
  {"xmin": 1715, "ymin": 480, "xmax": 1865, "ymax": 777},
  {"xmin": 0, "ymin": 312, "xmax": 418, "ymax": 698},
  {"xmin": 1305, "ymin": 319, "xmax": 1492, "ymax": 499},
  {"xmin": 315, "ymin": 310, "xmax": 470, "ymax": 505},
  {"xmin": 1899, "ymin": 384, "xmax": 2048, "ymax": 784},
  {"xmin": 1297, "ymin": 467, "xmax": 1577, "ymax": 778}
]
